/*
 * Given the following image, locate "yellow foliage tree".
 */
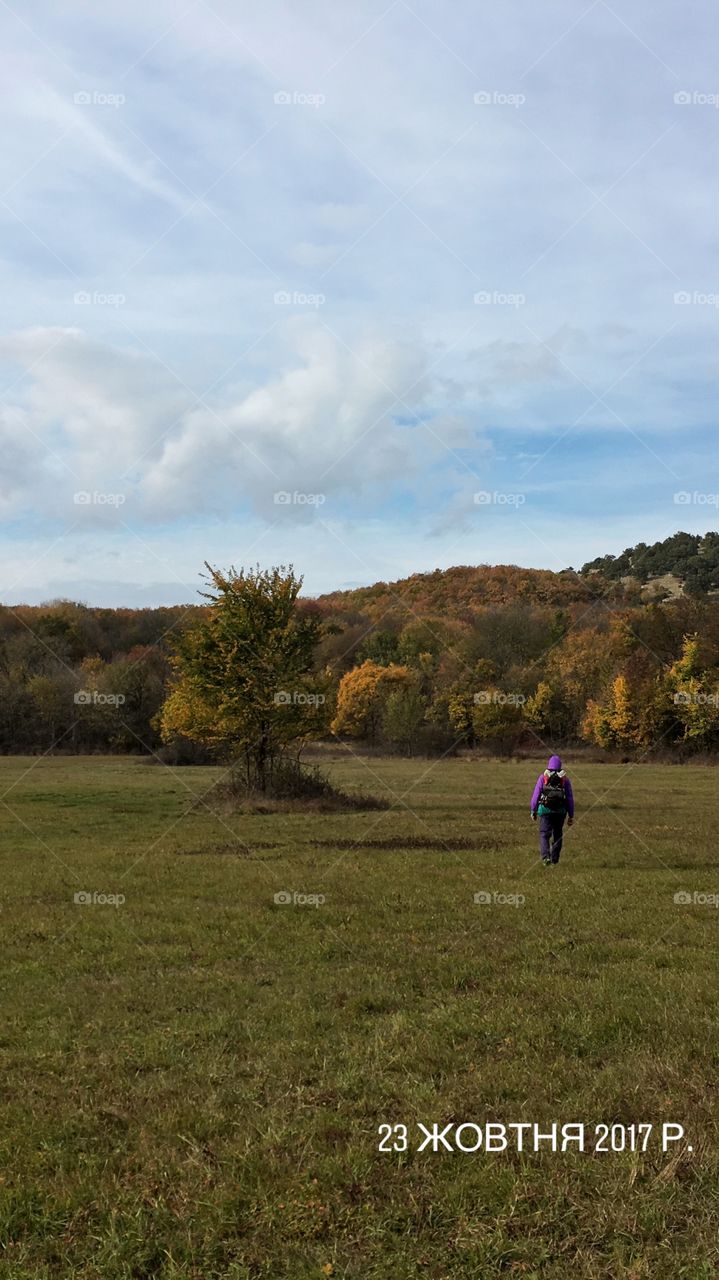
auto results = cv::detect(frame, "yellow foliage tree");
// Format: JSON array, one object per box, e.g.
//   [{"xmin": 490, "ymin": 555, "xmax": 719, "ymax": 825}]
[
  {"xmin": 470, "ymin": 689, "xmax": 525, "ymax": 752},
  {"xmin": 331, "ymin": 660, "xmax": 410, "ymax": 742},
  {"xmin": 582, "ymin": 674, "xmax": 640, "ymax": 749},
  {"xmin": 525, "ymin": 680, "xmax": 556, "ymax": 736},
  {"xmin": 666, "ymin": 635, "xmax": 719, "ymax": 746},
  {"xmin": 158, "ymin": 564, "xmax": 328, "ymax": 789},
  {"xmin": 159, "ymin": 679, "xmax": 230, "ymax": 749},
  {"xmin": 545, "ymin": 627, "xmax": 616, "ymax": 732}
]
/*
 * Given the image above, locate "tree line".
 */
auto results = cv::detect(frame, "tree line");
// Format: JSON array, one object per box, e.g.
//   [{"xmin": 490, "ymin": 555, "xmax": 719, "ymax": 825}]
[
  {"xmin": 2, "ymin": 556, "xmax": 719, "ymax": 761},
  {"xmin": 580, "ymin": 530, "xmax": 719, "ymax": 594}
]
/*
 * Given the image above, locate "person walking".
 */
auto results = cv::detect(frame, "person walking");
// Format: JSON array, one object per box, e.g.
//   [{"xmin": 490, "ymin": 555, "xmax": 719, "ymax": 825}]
[{"xmin": 530, "ymin": 755, "xmax": 574, "ymax": 865}]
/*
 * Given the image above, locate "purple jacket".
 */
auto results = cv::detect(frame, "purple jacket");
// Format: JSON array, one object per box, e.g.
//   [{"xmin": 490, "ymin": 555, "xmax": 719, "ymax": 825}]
[{"xmin": 530, "ymin": 756, "xmax": 574, "ymax": 817}]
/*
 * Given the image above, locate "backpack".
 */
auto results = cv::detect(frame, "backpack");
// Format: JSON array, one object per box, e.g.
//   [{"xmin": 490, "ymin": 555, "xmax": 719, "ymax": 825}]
[{"xmin": 539, "ymin": 770, "xmax": 566, "ymax": 812}]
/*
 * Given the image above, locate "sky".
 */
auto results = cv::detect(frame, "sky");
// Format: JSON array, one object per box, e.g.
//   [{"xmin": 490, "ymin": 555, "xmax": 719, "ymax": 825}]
[{"xmin": 1, "ymin": 0, "xmax": 718, "ymax": 606}]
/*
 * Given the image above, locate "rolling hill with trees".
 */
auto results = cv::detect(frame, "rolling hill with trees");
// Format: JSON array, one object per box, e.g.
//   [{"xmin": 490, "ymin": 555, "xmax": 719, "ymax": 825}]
[
  {"xmin": 314, "ymin": 540, "xmax": 719, "ymax": 758},
  {"xmin": 2, "ymin": 532, "xmax": 719, "ymax": 757}
]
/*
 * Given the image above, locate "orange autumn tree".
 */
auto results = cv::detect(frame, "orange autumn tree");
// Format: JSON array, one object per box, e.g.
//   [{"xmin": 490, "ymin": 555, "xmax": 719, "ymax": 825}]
[{"xmin": 331, "ymin": 660, "xmax": 410, "ymax": 743}]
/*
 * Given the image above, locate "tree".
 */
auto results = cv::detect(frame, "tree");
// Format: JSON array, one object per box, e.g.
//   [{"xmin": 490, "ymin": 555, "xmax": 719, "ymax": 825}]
[
  {"xmin": 445, "ymin": 660, "xmax": 500, "ymax": 747},
  {"xmin": 382, "ymin": 685, "xmax": 426, "ymax": 756},
  {"xmin": 331, "ymin": 660, "xmax": 410, "ymax": 742},
  {"xmin": 582, "ymin": 674, "xmax": 641, "ymax": 750},
  {"xmin": 543, "ymin": 626, "xmax": 616, "ymax": 738},
  {"xmin": 159, "ymin": 565, "xmax": 328, "ymax": 791},
  {"xmin": 525, "ymin": 680, "xmax": 564, "ymax": 740},
  {"xmin": 27, "ymin": 673, "xmax": 75, "ymax": 747},
  {"xmin": 104, "ymin": 647, "xmax": 167, "ymax": 752},
  {"xmin": 357, "ymin": 629, "xmax": 400, "ymax": 667},
  {"xmin": 447, "ymin": 691, "xmax": 476, "ymax": 745},
  {"xmin": 666, "ymin": 634, "xmax": 719, "ymax": 748},
  {"xmin": 397, "ymin": 620, "xmax": 445, "ymax": 666},
  {"xmin": 470, "ymin": 689, "xmax": 526, "ymax": 754}
]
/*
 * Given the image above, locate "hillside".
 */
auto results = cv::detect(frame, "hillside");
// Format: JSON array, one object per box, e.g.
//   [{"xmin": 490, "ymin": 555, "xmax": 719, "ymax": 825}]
[
  {"xmin": 316, "ymin": 562, "xmax": 611, "ymax": 622},
  {"xmin": 316, "ymin": 532, "xmax": 719, "ymax": 620}
]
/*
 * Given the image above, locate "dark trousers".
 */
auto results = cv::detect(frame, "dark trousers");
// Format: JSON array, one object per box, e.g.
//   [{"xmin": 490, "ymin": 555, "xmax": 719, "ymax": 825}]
[{"xmin": 539, "ymin": 813, "xmax": 565, "ymax": 863}]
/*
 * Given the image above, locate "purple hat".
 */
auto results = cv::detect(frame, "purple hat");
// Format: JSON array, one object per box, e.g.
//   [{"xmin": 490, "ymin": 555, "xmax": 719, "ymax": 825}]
[{"xmin": 547, "ymin": 755, "xmax": 562, "ymax": 770}]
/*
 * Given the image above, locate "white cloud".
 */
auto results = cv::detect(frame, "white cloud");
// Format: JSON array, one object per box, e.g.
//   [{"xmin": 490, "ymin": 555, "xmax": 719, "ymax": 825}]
[{"xmin": 0, "ymin": 321, "xmax": 483, "ymax": 525}]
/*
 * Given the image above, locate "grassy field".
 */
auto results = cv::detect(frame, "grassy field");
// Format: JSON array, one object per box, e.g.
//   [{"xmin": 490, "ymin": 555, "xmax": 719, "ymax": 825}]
[{"xmin": 1, "ymin": 751, "xmax": 717, "ymax": 1279}]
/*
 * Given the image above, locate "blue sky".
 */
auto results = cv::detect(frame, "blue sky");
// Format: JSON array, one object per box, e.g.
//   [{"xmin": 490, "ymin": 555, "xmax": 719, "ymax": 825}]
[{"xmin": 1, "ymin": 0, "xmax": 718, "ymax": 605}]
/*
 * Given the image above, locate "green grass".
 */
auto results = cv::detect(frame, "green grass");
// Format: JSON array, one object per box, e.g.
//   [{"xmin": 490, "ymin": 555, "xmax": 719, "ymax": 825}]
[{"xmin": 1, "ymin": 752, "xmax": 718, "ymax": 1279}]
